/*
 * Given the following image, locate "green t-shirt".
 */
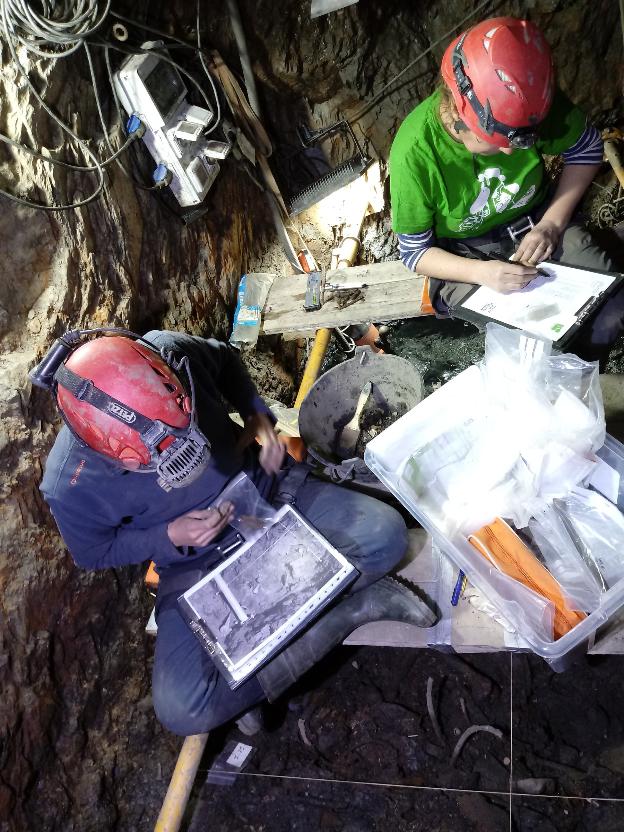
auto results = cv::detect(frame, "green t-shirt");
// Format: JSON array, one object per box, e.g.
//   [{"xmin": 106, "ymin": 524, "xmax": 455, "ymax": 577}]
[{"xmin": 389, "ymin": 89, "xmax": 587, "ymax": 239}]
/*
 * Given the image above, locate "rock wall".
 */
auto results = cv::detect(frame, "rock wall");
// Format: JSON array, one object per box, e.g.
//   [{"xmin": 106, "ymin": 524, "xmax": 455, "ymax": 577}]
[
  {"xmin": 0, "ymin": 1, "xmax": 621, "ymax": 829},
  {"xmin": 0, "ymin": 16, "xmax": 278, "ymax": 829},
  {"xmin": 234, "ymin": 0, "xmax": 623, "ymax": 161}
]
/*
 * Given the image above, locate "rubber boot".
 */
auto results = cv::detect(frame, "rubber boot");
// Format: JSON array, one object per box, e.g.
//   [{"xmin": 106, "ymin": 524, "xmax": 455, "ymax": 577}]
[
  {"xmin": 256, "ymin": 576, "xmax": 436, "ymax": 702},
  {"xmin": 235, "ymin": 705, "xmax": 264, "ymax": 736}
]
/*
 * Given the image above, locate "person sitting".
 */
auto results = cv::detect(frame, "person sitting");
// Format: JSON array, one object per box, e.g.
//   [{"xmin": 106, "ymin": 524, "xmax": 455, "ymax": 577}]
[
  {"xmin": 35, "ymin": 328, "xmax": 435, "ymax": 736},
  {"xmin": 390, "ymin": 16, "xmax": 623, "ymax": 365}
]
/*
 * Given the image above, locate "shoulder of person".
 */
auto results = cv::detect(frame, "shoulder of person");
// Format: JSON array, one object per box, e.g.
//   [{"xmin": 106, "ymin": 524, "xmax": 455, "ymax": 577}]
[
  {"xmin": 40, "ymin": 425, "xmax": 122, "ymax": 503},
  {"xmin": 142, "ymin": 329, "xmax": 225, "ymax": 355},
  {"xmin": 537, "ymin": 87, "xmax": 587, "ymax": 146},
  {"xmin": 142, "ymin": 329, "xmax": 231, "ymax": 374},
  {"xmin": 390, "ymin": 90, "xmax": 441, "ymax": 163}
]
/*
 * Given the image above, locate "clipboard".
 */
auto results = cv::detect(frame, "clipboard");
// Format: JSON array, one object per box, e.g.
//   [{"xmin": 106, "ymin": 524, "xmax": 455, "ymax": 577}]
[
  {"xmin": 451, "ymin": 263, "xmax": 624, "ymax": 351},
  {"xmin": 177, "ymin": 504, "xmax": 357, "ymax": 689}
]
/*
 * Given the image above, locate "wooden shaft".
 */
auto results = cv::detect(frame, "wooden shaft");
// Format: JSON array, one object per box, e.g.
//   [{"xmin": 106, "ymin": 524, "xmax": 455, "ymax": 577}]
[
  {"xmin": 294, "ymin": 328, "xmax": 332, "ymax": 409},
  {"xmin": 154, "ymin": 734, "xmax": 209, "ymax": 832}
]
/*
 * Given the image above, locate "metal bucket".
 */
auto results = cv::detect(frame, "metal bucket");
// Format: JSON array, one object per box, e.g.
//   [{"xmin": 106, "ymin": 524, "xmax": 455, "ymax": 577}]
[{"xmin": 298, "ymin": 347, "xmax": 424, "ymax": 469}]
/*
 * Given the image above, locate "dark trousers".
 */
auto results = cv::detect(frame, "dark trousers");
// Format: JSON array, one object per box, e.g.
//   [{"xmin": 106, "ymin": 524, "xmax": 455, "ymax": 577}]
[
  {"xmin": 436, "ymin": 220, "xmax": 623, "ymax": 367},
  {"xmin": 152, "ymin": 474, "xmax": 408, "ymax": 736}
]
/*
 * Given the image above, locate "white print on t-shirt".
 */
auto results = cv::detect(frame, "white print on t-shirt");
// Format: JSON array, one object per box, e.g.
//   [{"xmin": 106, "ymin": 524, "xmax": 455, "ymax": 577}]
[{"xmin": 459, "ymin": 167, "xmax": 536, "ymax": 232}]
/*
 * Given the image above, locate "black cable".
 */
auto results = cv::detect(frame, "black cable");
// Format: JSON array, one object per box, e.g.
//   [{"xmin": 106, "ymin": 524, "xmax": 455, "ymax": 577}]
[
  {"xmin": 0, "ymin": 0, "xmax": 112, "ymax": 58},
  {"xmin": 102, "ymin": 43, "xmax": 160, "ymax": 190},
  {"xmin": 0, "ymin": 40, "xmax": 149, "ymax": 208},
  {"xmin": 0, "ymin": 1, "xmax": 106, "ymax": 208},
  {"xmin": 196, "ymin": 0, "xmax": 220, "ymax": 134},
  {"xmin": 0, "ymin": 1, "xmax": 237, "ymax": 210},
  {"xmin": 0, "ymin": 5, "xmax": 223, "ymax": 208},
  {"xmin": 86, "ymin": 40, "xmax": 161, "ymax": 191},
  {"xmin": 84, "ymin": 41, "xmax": 116, "ymax": 147},
  {"xmin": 0, "ymin": 179, "xmax": 104, "ymax": 212},
  {"xmin": 0, "ymin": 130, "xmax": 135, "ymax": 170}
]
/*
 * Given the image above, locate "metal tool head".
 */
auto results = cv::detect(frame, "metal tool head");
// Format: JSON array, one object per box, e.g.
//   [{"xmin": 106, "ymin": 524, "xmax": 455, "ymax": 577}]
[{"xmin": 303, "ymin": 271, "xmax": 324, "ymax": 312}]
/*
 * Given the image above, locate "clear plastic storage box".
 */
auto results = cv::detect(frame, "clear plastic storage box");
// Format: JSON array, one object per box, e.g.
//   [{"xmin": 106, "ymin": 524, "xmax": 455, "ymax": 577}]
[{"xmin": 365, "ymin": 365, "xmax": 624, "ymax": 670}]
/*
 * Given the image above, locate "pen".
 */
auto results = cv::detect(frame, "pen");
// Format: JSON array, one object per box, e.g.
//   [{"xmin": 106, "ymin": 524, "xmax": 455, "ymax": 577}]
[
  {"xmin": 463, "ymin": 243, "xmax": 551, "ymax": 288},
  {"xmin": 451, "ymin": 570, "xmax": 468, "ymax": 606}
]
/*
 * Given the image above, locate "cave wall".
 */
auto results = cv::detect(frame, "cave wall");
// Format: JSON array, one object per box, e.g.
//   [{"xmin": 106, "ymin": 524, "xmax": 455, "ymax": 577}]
[
  {"xmin": 0, "ymin": 13, "xmax": 278, "ymax": 828},
  {"xmin": 0, "ymin": 2, "xmax": 621, "ymax": 830},
  {"xmin": 233, "ymin": 0, "xmax": 623, "ymax": 162}
]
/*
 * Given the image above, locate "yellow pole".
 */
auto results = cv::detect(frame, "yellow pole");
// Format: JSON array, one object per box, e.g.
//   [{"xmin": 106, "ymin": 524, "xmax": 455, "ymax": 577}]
[
  {"xmin": 294, "ymin": 328, "xmax": 332, "ymax": 408},
  {"xmin": 154, "ymin": 734, "xmax": 209, "ymax": 832}
]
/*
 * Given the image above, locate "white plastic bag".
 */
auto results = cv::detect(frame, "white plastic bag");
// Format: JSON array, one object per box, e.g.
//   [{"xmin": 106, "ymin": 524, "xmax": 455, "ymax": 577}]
[
  {"xmin": 482, "ymin": 324, "xmax": 551, "ymax": 395},
  {"xmin": 553, "ymin": 487, "xmax": 624, "ymax": 589},
  {"xmin": 521, "ymin": 442, "xmax": 596, "ymax": 502},
  {"xmin": 528, "ymin": 506, "xmax": 603, "ymax": 612},
  {"xmin": 461, "ymin": 534, "xmax": 555, "ymax": 643},
  {"xmin": 230, "ymin": 273, "xmax": 275, "ymax": 347},
  {"xmin": 214, "ymin": 472, "xmax": 277, "ymax": 543},
  {"xmin": 401, "ymin": 418, "xmax": 524, "ymax": 535},
  {"xmin": 541, "ymin": 353, "xmax": 605, "ymax": 453}
]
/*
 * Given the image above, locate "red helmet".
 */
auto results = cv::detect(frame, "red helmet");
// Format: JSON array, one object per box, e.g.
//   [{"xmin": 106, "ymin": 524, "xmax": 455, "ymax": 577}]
[
  {"xmin": 49, "ymin": 334, "xmax": 210, "ymax": 489},
  {"xmin": 441, "ymin": 17, "xmax": 555, "ymax": 148}
]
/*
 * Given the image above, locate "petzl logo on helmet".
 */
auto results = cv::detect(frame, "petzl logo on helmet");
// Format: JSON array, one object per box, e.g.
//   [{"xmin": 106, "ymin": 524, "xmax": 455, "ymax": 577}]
[{"xmin": 107, "ymin": 402, "xmax": 137, "ymax": 424}]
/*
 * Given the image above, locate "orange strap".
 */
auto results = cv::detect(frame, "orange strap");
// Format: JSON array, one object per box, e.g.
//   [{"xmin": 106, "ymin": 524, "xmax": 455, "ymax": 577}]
[
  {"xmin": 469, "ymin": 517, "xmax": 586, "ymax": 639},
  {"xmin": 145, "ymin": 561, "xmax": 160, "ymax": 590},
  {"xmin": 420, "ymin": 276, "xmax": 435, "ymax": 316}
]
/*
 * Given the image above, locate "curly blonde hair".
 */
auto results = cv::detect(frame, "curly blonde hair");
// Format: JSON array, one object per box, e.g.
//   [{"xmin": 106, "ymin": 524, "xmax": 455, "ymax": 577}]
[{"xmin": 437, "ymin": 80, "xmax": 455, "ymax": 116}]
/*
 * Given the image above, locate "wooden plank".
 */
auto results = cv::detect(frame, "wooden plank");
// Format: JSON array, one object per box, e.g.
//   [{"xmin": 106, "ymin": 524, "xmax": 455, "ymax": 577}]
[{"xmin": 261, "ymin": 261, "xmax": 425, "ymax": 335}]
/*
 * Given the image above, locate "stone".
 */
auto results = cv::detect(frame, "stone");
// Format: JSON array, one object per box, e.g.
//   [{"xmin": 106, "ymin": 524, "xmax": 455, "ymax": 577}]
[{"xmin": 516, "ymin": 777, "xmax": 557, "ymax": 795}]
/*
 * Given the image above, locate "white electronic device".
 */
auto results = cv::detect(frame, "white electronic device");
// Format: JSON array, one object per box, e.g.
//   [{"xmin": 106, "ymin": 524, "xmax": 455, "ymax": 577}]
[{"xmin": 113, "ymin": 45, "xmax": 221, "ymax": 207}]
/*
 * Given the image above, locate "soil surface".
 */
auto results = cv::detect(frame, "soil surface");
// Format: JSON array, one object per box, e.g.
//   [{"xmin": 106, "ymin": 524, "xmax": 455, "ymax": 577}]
[
  {"xmin": 354, "ymin": 404, "xmax": 406, "ymax": 459},
  {"xmin": 186, "ymin": 649, "xmax": 624, "ymax": 831}
]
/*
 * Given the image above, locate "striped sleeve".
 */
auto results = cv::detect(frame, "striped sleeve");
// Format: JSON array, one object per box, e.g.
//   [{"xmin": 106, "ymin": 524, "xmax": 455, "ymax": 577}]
[
  {"xmin": 397, "ymin": 229, "xmax": 434, "ymax": 271},
  {"xmin": 561, "ymin": 125, "xmax": 603, "ymax": 165}
]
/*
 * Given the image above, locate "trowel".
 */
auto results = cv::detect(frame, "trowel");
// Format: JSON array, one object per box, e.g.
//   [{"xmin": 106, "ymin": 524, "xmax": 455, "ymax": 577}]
[{"xmin": 338, "ymin": 381, "xmax": 373, "ymax": 457}]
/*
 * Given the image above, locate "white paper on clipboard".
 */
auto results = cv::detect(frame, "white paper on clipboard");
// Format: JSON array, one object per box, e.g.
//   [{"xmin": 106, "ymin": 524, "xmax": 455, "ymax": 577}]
[{"xmin": 460, "ymin": 262, "xmax": 618, "ymax": 342}]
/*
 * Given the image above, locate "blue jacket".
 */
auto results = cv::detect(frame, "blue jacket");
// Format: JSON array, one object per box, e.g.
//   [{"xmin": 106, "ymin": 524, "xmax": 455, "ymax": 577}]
[{"xmin": 40, "ymin": 331, "xmax": 276, "ymax": 577}]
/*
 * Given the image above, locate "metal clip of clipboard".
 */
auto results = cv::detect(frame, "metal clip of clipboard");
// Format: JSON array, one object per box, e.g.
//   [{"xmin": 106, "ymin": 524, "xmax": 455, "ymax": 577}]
[
  {"xmin": 506, "ymin": 215, "xmax": 534, "ymax": 246},
  {"xmin": 575, "ymin": 296, "xmax": 602, "ymax": 326},
  {"xmin": 573, "ymin": 272, "xmax": 624, "ymax": 327}
]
